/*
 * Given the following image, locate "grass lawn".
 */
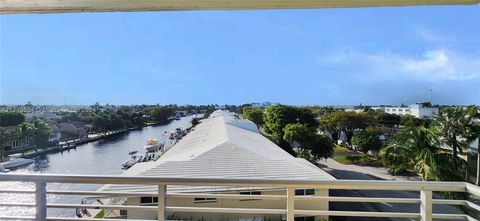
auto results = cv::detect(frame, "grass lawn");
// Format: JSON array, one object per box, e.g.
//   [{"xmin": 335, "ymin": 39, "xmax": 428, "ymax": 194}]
[{"xmin": 333, "ymin": 146, "xmax": 382, "ymax": 166}]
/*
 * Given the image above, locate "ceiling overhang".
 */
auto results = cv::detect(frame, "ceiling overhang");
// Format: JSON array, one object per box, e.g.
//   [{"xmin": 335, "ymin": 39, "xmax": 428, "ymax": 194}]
[{"xmin": 1, "ymin": 0, "xmax": 479, "ymax": 14}]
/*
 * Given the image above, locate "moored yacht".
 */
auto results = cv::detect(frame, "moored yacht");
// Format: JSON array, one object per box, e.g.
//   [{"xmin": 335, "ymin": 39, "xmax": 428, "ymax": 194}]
[
  {"xmin": 144, "ymin": 139, "xmax": 164, "ymax": 153},
  {"xmin": 121, "ymin": 154, "xmax": 143, "ymax": 169},
  {"xmin": 0, "ymin": 154, "xmax": 34, "ymax": 169}
]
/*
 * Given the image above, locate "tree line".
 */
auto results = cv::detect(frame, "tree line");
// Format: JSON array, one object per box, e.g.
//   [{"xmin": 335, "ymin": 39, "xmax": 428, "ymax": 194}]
[{"xmin": 242, "ymin": 104, "xmax": 480, "ymax": 183}]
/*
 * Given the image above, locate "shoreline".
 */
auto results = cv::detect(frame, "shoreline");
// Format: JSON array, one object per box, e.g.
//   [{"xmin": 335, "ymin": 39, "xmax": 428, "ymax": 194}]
[{"xmin": 6, "ymin": 119, "xmax": 176, "ymax": 160}]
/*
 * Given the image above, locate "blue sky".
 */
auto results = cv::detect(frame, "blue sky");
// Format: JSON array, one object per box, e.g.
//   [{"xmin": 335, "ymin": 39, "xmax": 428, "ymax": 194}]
[{"xmin": 1, "ymin": 5, "xmax": 479, "ymax": 106}]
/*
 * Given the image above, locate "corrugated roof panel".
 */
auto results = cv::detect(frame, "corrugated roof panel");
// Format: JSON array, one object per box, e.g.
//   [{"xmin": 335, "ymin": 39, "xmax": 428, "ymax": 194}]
[{"xmin": 101, "ymin": 110, "xmax": 334, "ymax": 193}]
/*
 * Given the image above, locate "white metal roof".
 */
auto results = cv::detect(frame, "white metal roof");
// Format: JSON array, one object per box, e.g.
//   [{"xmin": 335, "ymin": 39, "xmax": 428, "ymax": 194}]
[{"xmin": 101, "ymin": 110, "xmax": 334, "ymax": 193}]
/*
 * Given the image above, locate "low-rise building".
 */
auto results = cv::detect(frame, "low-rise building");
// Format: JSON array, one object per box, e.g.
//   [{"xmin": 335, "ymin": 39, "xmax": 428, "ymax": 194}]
[
  {"xmin": 98, "ymin": 110, "xmax": 334, "ymax": 220},
  {"xmin": 372, "ymin": 104, "xmax": 439, "ymax": 118},
  {"xmin": 25, "ymin": 111, "xmax": 59, "ymax": 120},
  {"xmin": 1, "ymin": 126, "xmax": 34, "ymax": 153}
]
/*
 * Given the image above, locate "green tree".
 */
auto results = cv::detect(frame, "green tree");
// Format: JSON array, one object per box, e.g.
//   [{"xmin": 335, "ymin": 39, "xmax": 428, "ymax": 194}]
[
  {"xmin": 380, "ymin": 126, "xmax": 461, "ymax": 181},
  {"xmin": 351, "ymin": 127, "xmax": 383, "ymax": 153},
  {"xmin": 263, "ymin": 104, "xmax": 317, "ymax": 152},
  {"xmin": 375, "ymin": 112, "xmax": 401, "ymax": 128},
  {"xmin": 320, "ymin": 111, "xmax": 374, "ymax": 146},
  {"xmin": 464, "ymin": 109, "xmax": 480, "ymax": 185},
  {"xmin": 242, "ymin": 107, "xmax": 264, "ymax": 128},
  {"xmin": 32, "ymin": 119, "xmax": 53, "ymax": 147},
  {"xmin": 150, "ymin": 106, "xmax": 174, "ymax": 124},
  {"xmin": 0, "ymin": 112, "xmax": 25, "ymax": 126},
  {"xmin": 434, "ymin": 107, "xmax": 470, "ymax": 170},
  {"xmin": 283, "ymin": 123, "xmax": 333, "ymax": 161},
  {"xmin": 0, "ymin": 128, "xmax": 13, "ymax": 161}
]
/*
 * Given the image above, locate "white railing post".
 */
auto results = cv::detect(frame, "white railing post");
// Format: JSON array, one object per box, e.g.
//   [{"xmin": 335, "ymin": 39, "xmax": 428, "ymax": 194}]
[
  {"xmin": 158, "ymin": 184, "xmax": 166, "ymax": 221},
  {"xmin": 286, "ymin": 187, "xmax": 295, "ymax": 221},
  {"xmin": 35, "ymin": 182, "xmax": 46, "ymax": 221},
  {"xmin": 420, "ymin": 190, "xmax": 432, "ymax": 221}
]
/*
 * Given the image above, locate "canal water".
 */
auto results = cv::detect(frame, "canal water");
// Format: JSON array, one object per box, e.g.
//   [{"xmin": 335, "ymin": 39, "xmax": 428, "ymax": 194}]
[{"xmin": 0, "ymin": 115, "xmax": 197, "ymax": 218}]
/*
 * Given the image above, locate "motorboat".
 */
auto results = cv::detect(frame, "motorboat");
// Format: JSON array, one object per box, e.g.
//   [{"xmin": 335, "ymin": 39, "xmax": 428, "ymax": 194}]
[
  {"xmin": 0, "ymin": 154, "xmax": 34, "ymax": 169},
  {"xmin": 122, "ymin": 154, "xmax": 143, "ymax": 169},
  {"xmin": 144, "ymin": 139, "xmax": 164, "ymax": 153},
  {"xmin": 128, "ymin": 150, "xmax": 138, "ymax": 155},
  {"xmin": 0, "ymin": 164, "xmax": 9, "ymax": 173}
]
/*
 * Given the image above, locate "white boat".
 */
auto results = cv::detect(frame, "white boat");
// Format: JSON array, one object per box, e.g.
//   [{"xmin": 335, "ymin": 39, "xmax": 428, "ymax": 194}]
[
  {"xmin": 0, "ymin": 164, "xmax": 9, "ymax": 173},
  {"xmin": 128, "ymin": 150, "xmax": 138, "ymax": 155},
  {"xmin": 144, "ymin": 139, "xmax": 163, "ymax": 152},
  {"xmin": 121, "ymin": 154, "xmax": 143, "ymax": 169},
  {"xmin": 0, "ymin": 154, "xmax": 34, "ymax": 169}
]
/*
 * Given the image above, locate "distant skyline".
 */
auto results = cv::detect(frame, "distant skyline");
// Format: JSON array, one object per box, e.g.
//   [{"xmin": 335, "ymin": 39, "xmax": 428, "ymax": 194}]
[{"xmin": 1, "ymin": 5, "xmax": 479, "ymax": 105}]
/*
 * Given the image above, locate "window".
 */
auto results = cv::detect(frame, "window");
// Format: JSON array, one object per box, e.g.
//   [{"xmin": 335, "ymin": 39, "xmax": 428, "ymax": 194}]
[
  {"xmin": 194, "ymin": 197, "xmax": 217, "ymax": 203},
  {"xmin": 140, "ymin": 197, "xmax": 158, "ymax": 204},
  {"xmin": 239, "ymin": 191, "xmax": 262, "ymax": 201},
  {"xmin": 295, "ymin": 216, "xmax": 315, "ymax": 221},
  {"xmin": 295, "ymin": 189, "xmax": 315, "ymax": 196},
  {"xmin": 240, "ymin": 191, "xmax": 261, "ymax": 195}
]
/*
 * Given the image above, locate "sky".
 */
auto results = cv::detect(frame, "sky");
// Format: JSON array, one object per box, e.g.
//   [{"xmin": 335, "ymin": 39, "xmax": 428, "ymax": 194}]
[{"xmin": 0, "ymin": 5, "xmax": 479, "ymax": 106}]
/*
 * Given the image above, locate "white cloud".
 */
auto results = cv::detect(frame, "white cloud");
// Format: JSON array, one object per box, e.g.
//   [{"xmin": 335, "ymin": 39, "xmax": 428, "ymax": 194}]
[
  {"xmin": 321, "ymin": 49, "xmax": 480, "ymax": 81},
  {"xmin": 415, "ymin": 27, "xmax": 446, "ymax": 43}
]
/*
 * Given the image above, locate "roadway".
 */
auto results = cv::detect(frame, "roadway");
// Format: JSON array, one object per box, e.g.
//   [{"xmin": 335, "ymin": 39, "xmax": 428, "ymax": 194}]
[{"xmin": 319, "ymin": 159, "xmax": 465, "ymax": 221}]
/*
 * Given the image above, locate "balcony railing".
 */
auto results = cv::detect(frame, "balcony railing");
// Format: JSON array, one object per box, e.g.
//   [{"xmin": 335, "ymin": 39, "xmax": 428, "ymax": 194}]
[{"xmin": 0, "ymin": 173, "xmax": 479, "ymax": 221}]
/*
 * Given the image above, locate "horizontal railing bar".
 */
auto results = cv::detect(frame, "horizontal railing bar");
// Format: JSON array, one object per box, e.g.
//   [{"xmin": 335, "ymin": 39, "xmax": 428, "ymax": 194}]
[
  {"xmin": 296, "ymin": 196, "xmax": 420, "ymax": 203},
  {"xmin": 432, "ymin": 213, "xmax": 470, "ymax": 220},
  {"xmin": 465, "ymin": 201, "xmax": 480, "ymax": 212},
  {"xmin": 0, "ymin": 189, "xmax": 35, "ymax": 194},
  {"xmin": 167, "ymin": 206, "xmax": 286, "ymax": 214},
  {"xmin": 169, "ymin": 193, "xmax": 285, "ymax": 200},
  {"xmin": 0, "ymin": 216, "xmax": 34, "ymax": 220},
  {"xmin": 296, "ymin": 210, "xmax": 419, "ymax": 218},
  {"xmin": 0, "ymin": 203, "xmax": 157, "ymax": 210},
  {"xmin": 2, "ymin": 196, "xmax": 477, "ymax": 210},
  {"xmin": 0, "ymin": 189, "xmax": 286, "ymax": 200},
  {"xmin": 0, "ymin": 173, "xmax": 467, "ymax": 191},
  {"xmin": 47, "ymin": 218, "xmax": 154, "ymax": 221},
  {"xmin": 0, "ymin": 212, "xmax": 473, "ymax": 220},
  {"xmin": 466, "ymin": 183, "xmax": 480, "ymax": 197},
  {"xmin": 432, "ymin": 199, "xmax": 466, "ymax": 205}
]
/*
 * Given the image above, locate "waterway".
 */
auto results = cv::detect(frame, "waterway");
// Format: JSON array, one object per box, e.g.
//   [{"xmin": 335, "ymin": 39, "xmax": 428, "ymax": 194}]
[{"xmin": 0, "ymin": 115, "xmax": 198, "ymax": 217}]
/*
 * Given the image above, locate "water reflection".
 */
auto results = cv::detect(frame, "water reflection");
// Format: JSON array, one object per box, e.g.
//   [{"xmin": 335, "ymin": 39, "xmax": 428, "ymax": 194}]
[{"xmin": 0, "ymin": 115, "xmax": 196, "ymax": 217}]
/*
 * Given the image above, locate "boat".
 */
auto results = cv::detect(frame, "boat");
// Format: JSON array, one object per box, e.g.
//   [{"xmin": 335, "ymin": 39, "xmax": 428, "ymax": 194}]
[
  {"xmin": 0, "ymin": 164, "xmax": 9, "ymax": 173},
  {"xmin": 144, "ymin": 139, "xmax": 164, "ymax": 153},
  {"xmin": 121, "ymin": 154, "xmax": 143, "ymax": 169},
  {"xmin": 0, "ymin": 154, "xmax": 34, "ymax": 169},
  {"xmin": 175, "ymin": 115, "xmax": 181, "ymax": 120},
  {"xmin": 128, "ymin": 150, "xmax": 138, "ymax": 155}
]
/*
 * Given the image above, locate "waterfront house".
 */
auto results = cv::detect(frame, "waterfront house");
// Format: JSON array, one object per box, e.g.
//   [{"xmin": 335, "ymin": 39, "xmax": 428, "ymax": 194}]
[
  {"xmin": 98, "ymin": 110, "xmax": 334, "ymax": 220},
  {"xmin": 51, "ymin": 121, "xmax": 92, "ymax": 140},
  {"xmin": 1, "ymin": 126, "xmax": 34, "ymax": 153},
  {"xmin": 25, "ymin": 111, "xmax": 59, "ymax": 120}
]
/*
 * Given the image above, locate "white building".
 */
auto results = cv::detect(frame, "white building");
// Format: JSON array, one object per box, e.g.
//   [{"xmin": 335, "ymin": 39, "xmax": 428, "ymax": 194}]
[
  {"xmin": 372, "ymin": 104, "xmax": 439, "ymax": 118},
  {"xmin": 25, "ymin": 111, "xmax": 59, "ymax": 120},
  {"xmin": 98, "ymin": 110, "xmax": 334, "ymax": 221}
]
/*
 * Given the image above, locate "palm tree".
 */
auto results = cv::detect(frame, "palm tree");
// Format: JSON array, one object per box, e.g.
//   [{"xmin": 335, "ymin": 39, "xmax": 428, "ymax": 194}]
[
  {"xmin": 0, "ymin": 128, "xmax": 11, "ymax": 162},
  {"xmin": 434, "ymin": 107, "xmax": 471, "ymax": 176},
  {"xmin": 380, "ymin": 125, "xmax": 461, "ymax": 181},
  {"xmin": 18, "ymin": 121, "xmax": 36, "ymax": 151},
  {"xmin": 465, "ymin": 111, "xmax": 480, "ymax": 185}
]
